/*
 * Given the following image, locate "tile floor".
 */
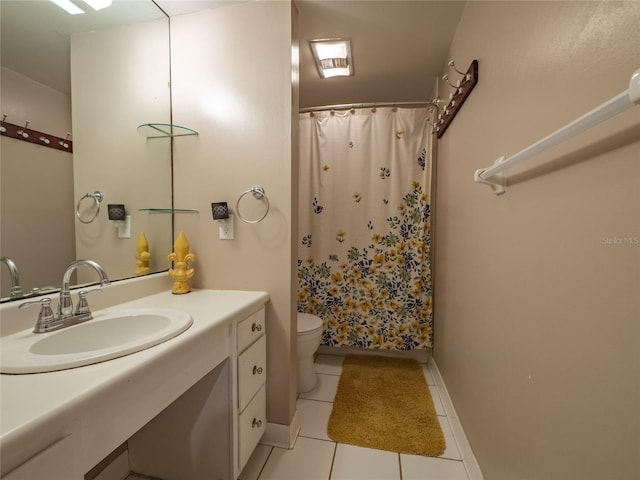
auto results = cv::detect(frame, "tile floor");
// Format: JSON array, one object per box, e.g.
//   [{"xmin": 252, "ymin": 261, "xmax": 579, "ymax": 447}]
[{"xmin": 239, "ymin": 354, "xmax": 471, "ymax": 480}]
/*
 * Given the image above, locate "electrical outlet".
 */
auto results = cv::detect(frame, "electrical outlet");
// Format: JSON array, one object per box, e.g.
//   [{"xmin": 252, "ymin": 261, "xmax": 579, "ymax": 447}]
[
  {"xmin": 219, "ymin": 214, "xmax": 234, "ymax": 240},
  {"xmin": 117, "ymin": 215, "xmax": 131, "ymax": 238}
]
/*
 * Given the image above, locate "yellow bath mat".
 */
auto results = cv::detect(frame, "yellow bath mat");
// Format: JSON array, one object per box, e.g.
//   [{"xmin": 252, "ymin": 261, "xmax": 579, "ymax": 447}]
[{"xmin": 327, "ymin": 354, "xmax": 445, "ymax": 457}]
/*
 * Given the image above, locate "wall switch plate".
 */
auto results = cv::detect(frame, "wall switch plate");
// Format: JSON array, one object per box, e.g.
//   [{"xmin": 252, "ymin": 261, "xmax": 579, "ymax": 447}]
[{"xmin": 219, "ymin": 214, "xmax": 234, "ymax": 240}]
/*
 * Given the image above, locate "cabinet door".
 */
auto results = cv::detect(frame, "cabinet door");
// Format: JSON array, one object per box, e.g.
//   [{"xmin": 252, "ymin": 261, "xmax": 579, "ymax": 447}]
[
  {"xmin": 4, "ymin": 435, "xmax": 79, "ymax": 480},
  {"xmin": 237, "ymin": 308, "xmax": 265, "ymax": 353},
  {"xmin": 237, "ymin": 385, "xmax": 266, "ymax": 471},
  {"xmin": 238, "ymin": 335, "xmax": 267, "ymax": 411}
]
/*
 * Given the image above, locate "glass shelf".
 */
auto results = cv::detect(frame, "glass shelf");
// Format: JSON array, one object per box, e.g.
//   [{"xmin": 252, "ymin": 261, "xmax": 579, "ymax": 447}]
[
  {"xmin": 137, "ymin": 123, "xmax": 198, "ymax": 138},
  {"xmin": 138, "ymin": 208, "xmax": 199, "ymax": 214}
]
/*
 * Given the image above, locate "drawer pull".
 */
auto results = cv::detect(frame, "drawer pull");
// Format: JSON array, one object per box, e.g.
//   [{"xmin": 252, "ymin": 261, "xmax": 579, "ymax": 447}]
[
  {"xmin": 252, "ymin": 418, "xmax": 263, "ymax": 428},
  {"xmin": 252, "ymin": 365, "xmax": 263, "ymax": 375},
  {"xmin": 251, "ymin": 322, "xmax": 263, "ymax": 332}
]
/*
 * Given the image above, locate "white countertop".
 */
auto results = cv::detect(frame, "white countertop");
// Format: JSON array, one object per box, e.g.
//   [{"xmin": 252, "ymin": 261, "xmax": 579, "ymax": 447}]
[{"xmin": 0, "ymin": 288, "xmax": 269, "ymax": 476}]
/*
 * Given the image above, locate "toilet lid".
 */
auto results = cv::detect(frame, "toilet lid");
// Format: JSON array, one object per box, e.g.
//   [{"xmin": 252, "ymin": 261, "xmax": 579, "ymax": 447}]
[{"xmin": 297, "ymin": 312, "xmax": 323, "ymax": 333}]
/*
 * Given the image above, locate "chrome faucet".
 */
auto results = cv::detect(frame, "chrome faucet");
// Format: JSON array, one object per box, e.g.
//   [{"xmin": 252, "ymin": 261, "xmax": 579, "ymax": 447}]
[
  {"xmin": 19, "ymin": 259, "xmax": 110, "ymax": 333},
  {"xmin": 59, "ymin": 259, "xmax": 110, "ymax": 318},
  {"xmin": 1, "ymin": 256, "xmax": 23, "ymax": 300}
]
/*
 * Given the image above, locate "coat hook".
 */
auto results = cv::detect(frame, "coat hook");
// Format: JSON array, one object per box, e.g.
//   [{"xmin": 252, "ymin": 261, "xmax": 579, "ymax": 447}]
[
  {"xmin": 448, "ymin": 60, "xmax": 465, "ymax": 75},
  {"xmin": 16, "ymin": 120, "xmax": 30, "ymax": 138},
  {"xmin": 442, "ymin": 74, "xmax": 462, "ymax": 94},
  {"xmin": 0, "ymin": 115, "xmax": 6, "ymax": 133},
  {"xmin": 39, "ymin": 136, "xmax": 51, "ymax": 145},
  {"xmin": 448, "ymin": 60, "xmax": 471, "ymax": 81},
  {"xmin": 58, "ymin": 132, "xmax": 71, "ymax": 149}
]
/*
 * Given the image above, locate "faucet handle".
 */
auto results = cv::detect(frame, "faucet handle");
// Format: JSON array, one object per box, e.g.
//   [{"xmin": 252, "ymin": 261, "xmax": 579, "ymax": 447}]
[
  {"xmin": 19, "ymin": 298, "xmax": 55, "ymax": 331},
  {"xmin": 75, "ymin": 289, "xmax": 102, "ymax": 315}
]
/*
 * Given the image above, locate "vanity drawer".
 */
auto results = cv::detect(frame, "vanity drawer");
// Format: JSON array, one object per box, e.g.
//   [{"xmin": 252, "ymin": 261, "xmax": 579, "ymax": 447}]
[
  {"xmin": 238, "ymin": 335, "xmax": 266, "ymax": 411},
  {"xmin": 237, "ymin": 308, "xmax": 265, "ymax": 353},
  {"xmin": 238, "ymin": 384, "xmax": 266, "ymax": 471}
]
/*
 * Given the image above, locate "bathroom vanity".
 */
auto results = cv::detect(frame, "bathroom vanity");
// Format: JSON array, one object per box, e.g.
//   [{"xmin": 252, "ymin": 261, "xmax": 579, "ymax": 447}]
[{"xmin": 0, "ymin": 286, "xmax": 269, "ymax": 480}]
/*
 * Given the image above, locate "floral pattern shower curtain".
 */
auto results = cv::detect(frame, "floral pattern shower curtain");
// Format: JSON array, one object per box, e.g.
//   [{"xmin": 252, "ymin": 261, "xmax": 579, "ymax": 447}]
[{"xmin": 298, "ymin": 107, "xmax": 434, "ymax": 350}]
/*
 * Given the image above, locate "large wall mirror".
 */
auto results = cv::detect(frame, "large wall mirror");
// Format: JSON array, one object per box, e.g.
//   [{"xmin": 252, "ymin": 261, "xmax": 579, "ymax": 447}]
[{"xmin": 1, "ymin": 0, "xmax": 173, "ymax": 302}]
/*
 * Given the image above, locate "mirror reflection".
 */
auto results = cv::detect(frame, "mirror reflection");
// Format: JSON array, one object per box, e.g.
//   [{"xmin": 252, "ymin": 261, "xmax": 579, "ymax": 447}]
[{"xmin": 0, "ymin": 0, "xmax": 173, "ymax": 302}]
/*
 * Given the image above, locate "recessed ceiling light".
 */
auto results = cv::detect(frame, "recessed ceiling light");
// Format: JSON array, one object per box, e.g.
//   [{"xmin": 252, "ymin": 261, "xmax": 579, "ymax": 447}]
[{"xmin": 310, "ymin": 39, "xmax": 354, "ymax": 79}]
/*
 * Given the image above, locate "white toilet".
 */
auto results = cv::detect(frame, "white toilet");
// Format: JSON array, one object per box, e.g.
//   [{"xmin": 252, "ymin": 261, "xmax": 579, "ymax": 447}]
[{"xmin": 297, "ymin": 312, "xmax": 324, "ymax": 393}]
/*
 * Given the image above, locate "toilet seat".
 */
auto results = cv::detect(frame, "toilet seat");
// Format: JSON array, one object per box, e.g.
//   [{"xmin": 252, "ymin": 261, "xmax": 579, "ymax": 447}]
[{"xmin": 297, "ymin": 312, "xmax": 323, "ymax": 336}]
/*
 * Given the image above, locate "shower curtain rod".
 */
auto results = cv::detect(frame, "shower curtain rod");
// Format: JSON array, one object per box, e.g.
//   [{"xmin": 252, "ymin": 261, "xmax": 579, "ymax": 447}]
[{"xmin": 299, "ymin": 101, "xmax": 438, "ymax": 113}]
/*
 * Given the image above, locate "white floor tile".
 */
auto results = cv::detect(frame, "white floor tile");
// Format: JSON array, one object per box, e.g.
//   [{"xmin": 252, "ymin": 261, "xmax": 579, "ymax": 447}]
[
  {"xmin": 429, "ymin": 385, "xmax": 445, "ymax": 416},
  {"xmin": 438, "ymin": 416, "xmax": 462, "ymax": 461},
  {"xmin": 259, "ymin": 437, "xmax": 335, "ymax": 480},
  {"xmin": 297, "ymin": 398, "xmax": 334, "ymax": 441},
  {"xmin": 238, "ymin": 444, "xmax": 272, "ymax": 480},
  {"xmin": 298, "ymin": 373, "xmax": 340, "ymax": 402},
  {"xmin": 331, "ymin": 444, "xmax": 400, "ymax": 480},
  {"xmin": 400, "ymin": 455, "xmax": 468, "ymax": 480},
  {"xmin": 314, "ymin": 354, "xmax": 344, "ymax": 375}
]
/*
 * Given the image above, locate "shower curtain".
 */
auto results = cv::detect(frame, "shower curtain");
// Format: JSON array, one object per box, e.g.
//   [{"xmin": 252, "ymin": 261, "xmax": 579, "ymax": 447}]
[{"xmin": 298, "ymin": 107, "xmax": 434, "ymax": 350}]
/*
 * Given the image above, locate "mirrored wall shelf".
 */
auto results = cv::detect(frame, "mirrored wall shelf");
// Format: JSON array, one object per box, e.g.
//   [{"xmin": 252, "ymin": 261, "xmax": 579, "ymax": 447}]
[
  {"xmin": 137, "ymin": 123, "xmax": 198, "ymax": 138},
  {"xmin": 139, "ymin": 208, "xmax": 199, "ymax": 214}
]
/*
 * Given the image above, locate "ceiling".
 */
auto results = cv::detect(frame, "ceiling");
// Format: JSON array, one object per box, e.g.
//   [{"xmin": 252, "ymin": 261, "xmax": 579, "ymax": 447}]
[
  {"xmin": 295, "ymin": 1, "xmax": 466, "ymax": 109},
  {"xmin": 1, "ymin": 0, "xmax": 467, "ymax": 109},
  {"xmin": 157, "ymin": 0, "xmax": 468, "ymax": 109}
]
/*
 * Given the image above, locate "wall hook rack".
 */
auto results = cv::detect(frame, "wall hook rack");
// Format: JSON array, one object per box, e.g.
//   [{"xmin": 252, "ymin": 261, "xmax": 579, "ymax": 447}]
[
  {"xmin": 436, "ymin": 59, "xmax": 479, "ymax": 139},
  {"xmin": 0, "ymin": 119, "xmax": 73, "ymax": 152}
]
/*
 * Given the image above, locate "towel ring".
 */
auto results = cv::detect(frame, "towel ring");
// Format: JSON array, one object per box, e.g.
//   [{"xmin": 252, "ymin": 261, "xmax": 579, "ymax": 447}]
[
  {"xmin": 76, "ymin": 191, "xmax": 103, "ymax": 224},
  {"xmin": 236, "ymin": 185, "xmax": 270, "ymax": 224}
]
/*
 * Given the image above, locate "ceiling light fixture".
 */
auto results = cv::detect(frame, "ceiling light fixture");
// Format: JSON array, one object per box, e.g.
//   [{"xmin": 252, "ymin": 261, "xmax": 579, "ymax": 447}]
[
  {"xmin": 49, "ymin": 0, "xmax": 113, "ymax": 15},
  {"xmin": 50, "ymin": 0, "xmax": 85, "ymax": 15},
  {"xmin": 310, "ymin": 39, "xmax": 354, "ymax": 78},
  {"xmin": 82, "ymin": 0, "xmax": 113, "ymax": 11}
]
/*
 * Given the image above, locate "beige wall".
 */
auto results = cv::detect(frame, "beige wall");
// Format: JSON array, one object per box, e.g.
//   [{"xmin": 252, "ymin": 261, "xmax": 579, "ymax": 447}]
[
  {"xmin": 0, "ymin": 67, "xmax": 75, "ymax": 297},
  {"xmin": 434, "ymin": 2, "xmax": 640, "ymax": 479},
  {"xmin": 170, "ymin": 0, "xmax": 298, "ymax": 426},
  {"xmin": 71, "ymin": 19, "xmax": 172, "ymax": 284}
]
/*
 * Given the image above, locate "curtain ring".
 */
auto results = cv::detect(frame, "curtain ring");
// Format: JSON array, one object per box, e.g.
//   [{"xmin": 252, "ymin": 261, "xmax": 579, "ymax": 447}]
[
  {"xmin": 76, "ymin": 191, "xmax": 103, "ymax": 224},
  {"xmin": 236, "ymin": 185, "xmax": 270, "ymax": 224}
]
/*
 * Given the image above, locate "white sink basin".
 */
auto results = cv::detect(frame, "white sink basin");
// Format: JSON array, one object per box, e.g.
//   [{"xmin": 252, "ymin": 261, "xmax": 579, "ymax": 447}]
[{"xmin": 0, "ymin": 308, "xmax": 193, "ymax": 374}]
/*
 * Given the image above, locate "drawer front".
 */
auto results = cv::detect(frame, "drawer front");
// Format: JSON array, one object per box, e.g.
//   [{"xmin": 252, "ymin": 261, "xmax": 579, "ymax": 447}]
[
  {"xmin": 237, "ymin": 308, "xmax": 265, "ymax": 353},
  {"xmin": 238, "ymin": 335, "xmax": 267, "ymax": 411},
  {"xmin": 238, "ymin": 385, "xmax": 266, "ymax": 471}
]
